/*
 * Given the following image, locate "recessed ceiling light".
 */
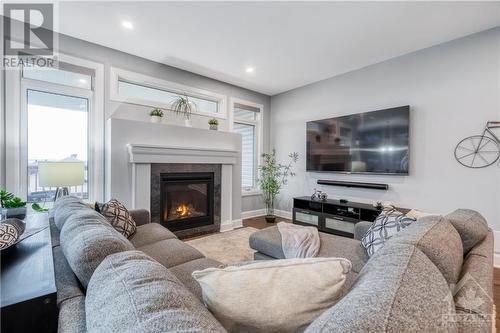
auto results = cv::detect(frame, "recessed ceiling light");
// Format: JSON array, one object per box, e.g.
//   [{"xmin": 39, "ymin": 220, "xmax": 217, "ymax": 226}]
[
  {"xmin": 245, "ymin": 67, "xmax": 254, "ymax": 73},
  {"xmin": 121, "ymin": 20, "xmax": 134, "ymax": 30}
]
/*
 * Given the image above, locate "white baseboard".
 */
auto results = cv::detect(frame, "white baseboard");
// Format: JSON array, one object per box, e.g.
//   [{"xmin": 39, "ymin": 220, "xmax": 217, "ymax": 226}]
[
  {"xmin": 492, "ymin": 230, "xmax": 500, "ymax": 267},
  {"xmin": 232, "ymin": 218, "xmax": 243, "ymax": 228},
  {"xmin": 240, "ymin": 208, "xmax": 293, "ymax": 220},
  {"xmin": 241, "ymin": 209, "xmax": 266, "ymax": 219},
  {"xmin": 220, "ymin": 221, "xmax": 234, "ymax": 232}
]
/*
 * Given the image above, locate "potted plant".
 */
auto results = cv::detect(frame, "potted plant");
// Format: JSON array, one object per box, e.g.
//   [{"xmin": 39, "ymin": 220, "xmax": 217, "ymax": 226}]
[
  {"xmin": 208, "ymin": 118, "xmax": 219, "ymax": 130},
  {"xmin": 149, "ymin": 108, "xmax": 164, "ymax": 123},
  {"xmin": 0, "ymin": 189, "xmax": 27, "ymax": 220},
  {"xmin": 258, "ymin": 150, "xmax": 298, "ymax": 223},
  {"xmin": 170, "ymin": 94, "xmax": 196, "ymax": 127}
]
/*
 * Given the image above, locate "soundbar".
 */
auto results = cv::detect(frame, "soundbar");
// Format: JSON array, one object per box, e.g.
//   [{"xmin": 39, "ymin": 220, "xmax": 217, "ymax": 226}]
[{"xmin": 317, "ymin": 180, "xmax": 389, "ymax": 190}]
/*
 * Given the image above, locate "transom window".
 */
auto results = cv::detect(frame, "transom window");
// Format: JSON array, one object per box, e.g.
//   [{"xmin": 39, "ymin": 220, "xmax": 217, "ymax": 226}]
[{"xmin": 110, "ymin": 68, "xmax": 227, "ymax": 118}]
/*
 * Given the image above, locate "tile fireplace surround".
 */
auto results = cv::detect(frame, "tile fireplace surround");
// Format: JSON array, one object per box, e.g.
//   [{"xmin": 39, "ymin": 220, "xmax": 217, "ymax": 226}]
[
  {"xmin": 150, "ymin": 164, "xmax": 222, "ymax": 238},
  {"xmin": 105, "ymin": 118, "xmax": 242, "ymax": 233}
]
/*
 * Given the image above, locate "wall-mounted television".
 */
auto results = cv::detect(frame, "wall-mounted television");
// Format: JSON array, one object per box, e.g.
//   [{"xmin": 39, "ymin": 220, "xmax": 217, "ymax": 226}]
[{"xmin": 306, "ymin": 106, "xmax": 410, "ymax": 175}]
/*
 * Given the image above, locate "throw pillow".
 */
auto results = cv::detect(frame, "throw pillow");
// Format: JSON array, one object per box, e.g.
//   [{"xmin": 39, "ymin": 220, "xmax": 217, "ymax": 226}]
[
  {"xmin": 192, "ymin": 257, "xmax": 351, "ymax": 333},
  {"xmin": 361, "ymin": 207, "xmax": 416, "ymax": 257},
  {"xmin": 405, "ymin": 209, "xmax": 434, "ymax": 220},
  {"xmin": 99, "ymin": 199, "xmax": 136, "ymax": 238}
]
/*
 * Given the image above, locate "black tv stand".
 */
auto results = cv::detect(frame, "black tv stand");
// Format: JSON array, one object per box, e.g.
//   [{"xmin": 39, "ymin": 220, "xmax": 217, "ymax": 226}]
[{"xmin": 292, "ymin": 196, "xmax": 382, "ymax": 238}]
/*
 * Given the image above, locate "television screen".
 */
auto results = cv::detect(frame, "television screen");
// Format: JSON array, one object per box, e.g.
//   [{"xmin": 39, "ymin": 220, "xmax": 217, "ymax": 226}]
[{"xmin": 306, "ymin": 106, "xmax": 410, "ymax": 174}]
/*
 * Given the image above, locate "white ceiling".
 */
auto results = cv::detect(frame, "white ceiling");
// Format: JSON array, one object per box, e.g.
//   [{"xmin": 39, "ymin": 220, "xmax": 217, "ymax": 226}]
[{"xmin": 57, "ymin": 1, "xmax": 500, "ymax": 95}]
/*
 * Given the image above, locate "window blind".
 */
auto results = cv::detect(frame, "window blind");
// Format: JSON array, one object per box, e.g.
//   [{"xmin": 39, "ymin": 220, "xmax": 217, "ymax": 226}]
[{"xmin": 234, "ymin": 122, "xmax": 255, "ymax": 188}]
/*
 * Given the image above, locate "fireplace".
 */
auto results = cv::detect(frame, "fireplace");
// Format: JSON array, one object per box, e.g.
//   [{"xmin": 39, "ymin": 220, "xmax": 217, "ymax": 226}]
[{"xmin": 160, "ymin": 172, "xmax": 214, "ymax": 231}]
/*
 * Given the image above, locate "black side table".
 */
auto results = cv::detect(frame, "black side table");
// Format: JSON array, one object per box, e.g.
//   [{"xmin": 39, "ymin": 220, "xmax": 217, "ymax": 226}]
[{"xmin": 1, "ymin": 212, "xmax": 57, "ymax": 333}]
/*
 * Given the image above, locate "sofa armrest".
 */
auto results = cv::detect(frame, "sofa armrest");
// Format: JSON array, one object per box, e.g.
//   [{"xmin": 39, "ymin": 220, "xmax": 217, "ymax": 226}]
[
  {"xmin": 130, "ymin": 209, "xmax": 150, "ymax": 226},
  {"xmin": 354, "ymin": 221, "xmax": 373, "ymax": 241}
]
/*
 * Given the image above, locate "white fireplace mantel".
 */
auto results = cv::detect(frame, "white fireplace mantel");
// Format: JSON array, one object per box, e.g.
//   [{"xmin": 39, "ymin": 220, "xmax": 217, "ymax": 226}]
[
  {"xmin": 106, "ymin": 118, "xmax": 242, "ymax": 232},
  {"xmin": 127, "ymin": 143, "xmax": 240, "ymax": 232}
]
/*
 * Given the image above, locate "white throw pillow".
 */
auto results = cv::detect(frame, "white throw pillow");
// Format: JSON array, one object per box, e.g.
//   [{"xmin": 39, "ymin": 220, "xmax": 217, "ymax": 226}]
[
  {"xmin": 192, "ymin": 257, "xmax": 351, "ymax": 333},
  {"xmin": 405, "ymin": 209, "xmax": 434, "ymax": 220}
]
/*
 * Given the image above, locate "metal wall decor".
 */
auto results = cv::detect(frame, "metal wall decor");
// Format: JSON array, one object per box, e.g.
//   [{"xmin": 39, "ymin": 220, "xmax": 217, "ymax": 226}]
[
  {"xmin": 311, "ymin": 188, "xmax": 328, "ymax": 201},
  {"xmin": 455, "ymin": 121, "xmax": 500, "ymax": 168}
]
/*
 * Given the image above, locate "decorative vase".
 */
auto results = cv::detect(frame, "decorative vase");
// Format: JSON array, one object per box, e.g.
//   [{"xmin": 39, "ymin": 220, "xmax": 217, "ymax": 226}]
[
  {"xmin": 209, "ymin": 124, "xmax": 218, "ymax": 131},
  {"xmin": 1, "ymin": 207, "xmax": 27, "ymax": 220},
  {"xmin": 150, "ymin": 116, "xmax": 162, "ymax": 123},
  {"xmin": 184, "ymin": 118, "xmax": 192, "ymax": 127}
]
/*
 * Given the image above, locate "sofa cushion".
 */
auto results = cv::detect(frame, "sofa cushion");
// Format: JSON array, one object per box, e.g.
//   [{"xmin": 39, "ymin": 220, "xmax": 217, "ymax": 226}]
[
  {"xmin": 58, "ymin": 296, "xmax": 86, "ymax": 333},
  {"xmin": 467, "ymin": 230, "xmax": 493, "ymax": 259},
  {"xmin": 193, "ymin": 257, "xmax": 351, "ymax": 333},
  {"xmin": 250, "ymin": 226, "xmax": 368, "ymax": 273},
  {"xmin": 361, "ymin": 207, "xmax": 416, "ymax": 257},
  {"xmin": 60, "ymin": 211, "xmax": 134, "ymax": 288},
  {"xmin": 85, "ymin": 250, "xmax": 227, "ymax": 333},
  {"xmin": 129, "ymin": 223, "xmax": 177, "ymax": 248},
  {"xmin": 170, "ymin": 257, "xmax": 221, "ymax": 300},
  {"xmin": 445, "ymin": 209, "xmax": 489, "ymax": 254},
  {"xmin": 305, "ymin": 243, "xmax": 457, "ymax": 333},
  {"xmin": 138, "ymin": 238, "xmax": 204, "ymax": 268},
  {"xmin": 53, "ymin": 195, "xmax": 88, "ymax": 230},
  {"xmin": 99, "ymin": 199, "xmax": 137, "ymax": 238},
  {"xmin": 387, "ymin": 215, "xmax": 463, "ymax": 285}
]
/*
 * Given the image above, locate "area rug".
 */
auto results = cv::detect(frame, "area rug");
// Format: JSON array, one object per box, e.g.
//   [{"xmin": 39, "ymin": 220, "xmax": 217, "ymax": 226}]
[{"xmin": 185, "ymin": 227, "xmax": 258, "ymax": 264}]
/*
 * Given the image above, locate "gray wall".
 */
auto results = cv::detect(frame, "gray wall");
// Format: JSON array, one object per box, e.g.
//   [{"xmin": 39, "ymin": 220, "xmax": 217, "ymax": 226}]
[{"xmin": 270, "ymin": 28, "xmax": 500, "ymax": 232}]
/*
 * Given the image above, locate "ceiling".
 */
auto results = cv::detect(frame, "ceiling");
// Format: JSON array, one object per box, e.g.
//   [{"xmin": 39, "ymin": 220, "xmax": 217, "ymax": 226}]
[{"xmin": 57, "ymin": 1, "xmax": 500, "ymax": 95}]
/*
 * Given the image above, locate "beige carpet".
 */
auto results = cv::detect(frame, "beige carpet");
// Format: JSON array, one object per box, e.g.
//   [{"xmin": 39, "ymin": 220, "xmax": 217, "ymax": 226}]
[{"xmin": 185, "ymin": 227, "xmax": 258, "ymax": 264}]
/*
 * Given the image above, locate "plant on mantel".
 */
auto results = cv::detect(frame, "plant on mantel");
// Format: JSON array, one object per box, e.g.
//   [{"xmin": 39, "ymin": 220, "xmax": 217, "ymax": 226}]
[
  {"xmin": 170, "ymin": 94, "xmax": 197, "ymax": 127},
  {"xmin": 149, "ymin": 108, "xmax": 164, "ymax": 123},
  {"xmin": 208, "ymin": 118, "xmax": 219, "ymax": 130},
  {"xmin": 258, "ymin": 150, "xmax": 298, "ymax": 223}
]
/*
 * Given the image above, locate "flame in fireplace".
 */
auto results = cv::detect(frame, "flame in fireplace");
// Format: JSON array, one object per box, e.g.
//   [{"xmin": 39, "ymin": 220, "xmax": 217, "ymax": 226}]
[{"xmin": 176, "ymin": 204, "xmax": 190, "ymax": 217}]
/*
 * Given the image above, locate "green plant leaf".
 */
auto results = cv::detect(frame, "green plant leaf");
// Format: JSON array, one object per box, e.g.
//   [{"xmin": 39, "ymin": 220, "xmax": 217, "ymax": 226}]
[{"xmin": 31, "ymin": 202, "xmax": 49, "ymax": 212}]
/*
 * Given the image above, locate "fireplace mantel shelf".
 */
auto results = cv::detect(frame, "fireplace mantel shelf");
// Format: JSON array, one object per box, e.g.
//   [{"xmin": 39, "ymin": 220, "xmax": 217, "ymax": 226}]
[{"xmin": 127, "ymin": 144, "xmax": 239, "ymax": 165}]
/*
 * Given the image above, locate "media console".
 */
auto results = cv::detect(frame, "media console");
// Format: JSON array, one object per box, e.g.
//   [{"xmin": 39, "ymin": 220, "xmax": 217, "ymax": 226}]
[{"xmin": 293, "ymin": 196, "xmax": 382, "ymax": 238}]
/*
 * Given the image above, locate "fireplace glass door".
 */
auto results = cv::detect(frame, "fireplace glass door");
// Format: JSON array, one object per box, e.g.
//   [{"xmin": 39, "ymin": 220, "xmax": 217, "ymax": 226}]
[{"xmin": 160, "ymin": 172, "xmax": 214, "ymax": 231}]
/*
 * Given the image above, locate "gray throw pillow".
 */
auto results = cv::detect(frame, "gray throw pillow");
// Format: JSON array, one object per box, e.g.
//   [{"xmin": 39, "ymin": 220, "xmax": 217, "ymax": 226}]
[
  {"xmin": 445, "ymin": 209, "xmax": 489, "ymax": 254},
  {"xmin": 361, "ymin": 207, "xmax": 416, "ymax": 257},
  {"xmin": 99, "ymin": 199, "xmax": 137, "ymax": 238}
]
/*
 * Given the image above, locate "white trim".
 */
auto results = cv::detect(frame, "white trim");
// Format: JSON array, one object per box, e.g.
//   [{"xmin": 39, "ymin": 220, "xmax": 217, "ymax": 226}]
[
  {"xmin": 494, "ymin": 230, "xmax": 500, "ymax": 267},
  {"xmin": 275, "ymin": 209, "xmax": 293, "ymax": 220},
  {"xmin": 220, "ymin": 221, "xmax": 234, "ymax": 232},
  {"xmin": 232, "ymin": 218, "xmax": 243, "ymax": 229},
  {"xmin": 241, "ymin": 209, "xmax": 266, "ymax": 219},
  {"xmin": 109, "ymin": 67, "xmax": 227, "ymax": 120},
  {"xmin": 230, "ymin": 97, "xmax": 264, "ymax": 194},
  {"xmin": 5, "ymin": 53, "xmax": 105, "ymax": 201},
  {"xmin": 241, "ymin": 188, "xmax": 262, "ymax": 197},
  {"xmin": 240, "ymin": 208, "xmax": 292, "ymax": 220}
]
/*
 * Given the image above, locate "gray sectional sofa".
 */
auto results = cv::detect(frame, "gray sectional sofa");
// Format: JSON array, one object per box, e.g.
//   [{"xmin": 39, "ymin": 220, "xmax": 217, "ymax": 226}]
[
  {"xmin": 250, "ymin": 211, "xmax": 494, "ymax": 332},
  {"xmin": 52, "ymin": 196, "xmax": 493, "ymax": 332},
  {"xmin": 51, "ymin": 196, "xmax": 224, "ymax": 332}
]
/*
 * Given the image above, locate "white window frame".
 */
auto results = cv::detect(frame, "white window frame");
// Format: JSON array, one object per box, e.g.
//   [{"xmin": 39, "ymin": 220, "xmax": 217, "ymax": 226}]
[
  {"xmin": 230, "ymin": 98, "xmax": 263, "ymax": 196},
  {"xmin": 109, "ymin": 67, "xmax": 228, "ymax": 120},
  {"xmin": 5, "ymin": 54, "xmax": 105, "ymax": 201}
]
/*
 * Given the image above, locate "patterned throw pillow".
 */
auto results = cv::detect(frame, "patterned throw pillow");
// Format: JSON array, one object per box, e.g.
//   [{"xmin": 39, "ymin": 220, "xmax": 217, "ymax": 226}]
[
  {"xmin": 361, "ymin": 208, "xmax": 416, "ymax": 257},
  {"xmin": 99, "ymin": 199, "xmax": 136, "ymax": 238},
  {"xmin": 0, "ymin": 223, "xmax": 19, "ymax": 250}
]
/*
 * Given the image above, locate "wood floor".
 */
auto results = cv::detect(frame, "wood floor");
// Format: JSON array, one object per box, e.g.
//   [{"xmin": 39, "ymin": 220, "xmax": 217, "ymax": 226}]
[{"xmin": 245, "ymin": 216, "xmax": 500, "ymax": 329}]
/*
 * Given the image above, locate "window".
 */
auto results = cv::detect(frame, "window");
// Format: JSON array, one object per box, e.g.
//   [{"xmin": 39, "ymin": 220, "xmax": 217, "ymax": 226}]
[
  {"xmin": 27, "ymin": 90, "xmax": 89, "ymax": 201},
  {"xmin": 232, "ymin": 101, "xmax": 263, "ymax": 192},
  {"xmin": 110, "ymin": 68, "xmax": 227, "ymax": 118},
  {"xmin": 22, "ymin": 65, "xmax": 94, "ymax": 202}
]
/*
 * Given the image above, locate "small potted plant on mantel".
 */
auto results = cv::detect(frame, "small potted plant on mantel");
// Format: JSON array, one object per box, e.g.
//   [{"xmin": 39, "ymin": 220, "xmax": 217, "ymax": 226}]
[
  {"xmin": 171, "ymin": 94, "xmax": 196, "ymax": 127},
  {"xmin": 208, "ymin": 118, "xmax": 219, "ymax": 130},
  {"xmin": 258, "ymin": 150, "xmax": 298, "ymax": 223},
  {"xmin": 149, "ymin": 108, "xmax": 164, "ymax": 123},
  {"xmin": 0, "ymin": 189, "xmax": 27, "ymax": 220}
]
